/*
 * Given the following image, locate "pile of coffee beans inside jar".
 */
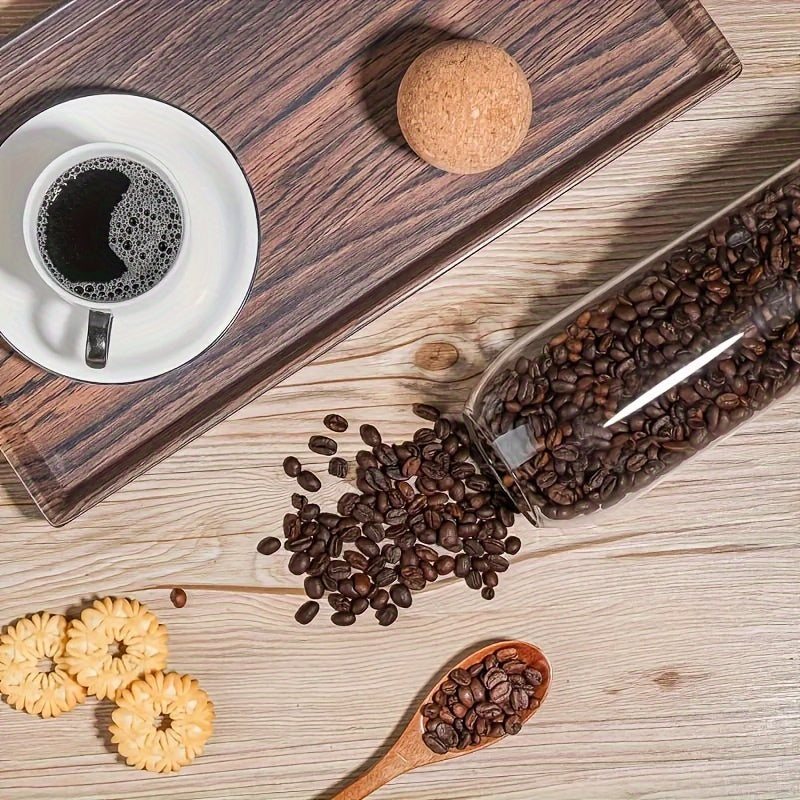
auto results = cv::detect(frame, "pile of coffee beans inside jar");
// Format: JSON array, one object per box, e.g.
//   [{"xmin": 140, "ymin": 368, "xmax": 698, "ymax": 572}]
[
  {"xmin": 473, "ymin": 173, "xmax": 800, "ymax": 521},
  {"xmin": 421, "ymin": 645, "xmax": 543, "ymax": 753},
  {"xmin": 256, "ymin": 405, "xmax": 521, "ymax": 627}
]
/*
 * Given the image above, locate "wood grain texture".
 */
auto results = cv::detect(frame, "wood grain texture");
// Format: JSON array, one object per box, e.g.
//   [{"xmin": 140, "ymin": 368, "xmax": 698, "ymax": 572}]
[
  {"xmin": 0, "ymin": 0, "xmax": 739, "ymax": 525},
  {"xmin": 0, "ymin": 2, "xmax": 798, "ymax": 800}
]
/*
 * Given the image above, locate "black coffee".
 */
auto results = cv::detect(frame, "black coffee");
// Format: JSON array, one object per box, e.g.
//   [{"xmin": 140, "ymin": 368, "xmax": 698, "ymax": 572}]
[{"xmin": 37, "ymin": 156, "xmax": 183, "ymax": 303}]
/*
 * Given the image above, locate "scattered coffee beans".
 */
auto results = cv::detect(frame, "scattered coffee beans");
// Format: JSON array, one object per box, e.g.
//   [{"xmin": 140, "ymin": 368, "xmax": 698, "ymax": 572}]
[
  {"xmin": 324, "ymin": 414, "xmax": 349, "ymax": 433},
  {"xmin": 309, "ymin": 435, "xmax": 338, "ymax": 456},
  {"xmin": 328, "ymin": 457, "xmax": 348, "ymax": 478},
  {"xmin": 421, "ymin": 646, "xmax": 543, "ymax": 753},
  {"xmin": 259, "ymin": 407, "xmax": 523, "ymax": 626},
  {"xmin": 257, "ymin": 536, "xmax": 281, "ymax": 556},
  {"xmin": 169, "ymin": 587, "xmax": 187, "ymax": 609},
  {"xmin": 471, "ymin": 173, "xmax": 800, "ymax": 521},
  {"xmin": 297, "ymin": 470, "xmax": 322, "ymax": 493},
  {"xmin": 283, "ymin": 456, "xmax": 302, "ymax": 477}
]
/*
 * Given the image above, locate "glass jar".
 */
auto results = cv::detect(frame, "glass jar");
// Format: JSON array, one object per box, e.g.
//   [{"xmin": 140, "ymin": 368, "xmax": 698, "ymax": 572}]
[{"xmin": 465, "ymin": 160, "xmax": 800, "ymax": 526}]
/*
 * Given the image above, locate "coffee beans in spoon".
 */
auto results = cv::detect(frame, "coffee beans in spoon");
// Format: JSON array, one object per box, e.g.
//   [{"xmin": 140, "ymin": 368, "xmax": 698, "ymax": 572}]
[
  {"xmin": 257, "ymin": 405, "xmax": 522, "ymax": 626},
  {"xmin": 421, "ymin": 645, "xmax": 543, "ymax": 753}
]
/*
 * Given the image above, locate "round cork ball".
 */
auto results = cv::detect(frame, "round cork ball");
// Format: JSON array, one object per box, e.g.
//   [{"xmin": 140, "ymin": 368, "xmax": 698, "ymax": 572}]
[{"xmin": 397, "ymin": 40, "xmax": 532, "ymax": 175}]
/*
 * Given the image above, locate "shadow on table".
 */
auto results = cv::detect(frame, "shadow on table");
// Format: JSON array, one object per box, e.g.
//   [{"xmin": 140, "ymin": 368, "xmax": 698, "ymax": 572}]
[{"xmin": 315, "ymin": 636, "xmax": 500, "ymax": 800}]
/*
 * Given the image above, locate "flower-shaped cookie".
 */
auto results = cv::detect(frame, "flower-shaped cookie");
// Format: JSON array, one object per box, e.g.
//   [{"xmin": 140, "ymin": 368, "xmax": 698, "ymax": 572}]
[
  {"xmin": 0, "ymin": 612, "xmax": 86, "ymax": 717},
  {"xmin": 63, "ymin": 597, "xmax": 168, "ymax": 700},
  {"xmin": 110, "ymin": 671, "xmax": 214, "ymax": 773}
]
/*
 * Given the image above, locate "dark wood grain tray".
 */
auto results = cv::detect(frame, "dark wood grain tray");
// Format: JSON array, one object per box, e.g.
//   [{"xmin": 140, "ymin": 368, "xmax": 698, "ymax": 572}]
[{"xmin": 0, "ymin": 0, "xmax": 739, "ymax": 525}]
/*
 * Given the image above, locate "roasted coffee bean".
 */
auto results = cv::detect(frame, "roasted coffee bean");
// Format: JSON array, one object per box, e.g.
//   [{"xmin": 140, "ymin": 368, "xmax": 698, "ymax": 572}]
[
  {"xmin": 376, "ymin": 604, "xmax": 399, "ymax": 626},
  {"xmin": 291, "ymin": 493, "xmax": 308, "ymax": 510},
  {"xmin": 309, "ymin": 435, "xmax": 337, "ymax": 456},
  {"xmin": 327, "ymin": 560, "xmax": 351, "ymax": 580},
  {"xmin": 422, "ymin": 733, "xmax": 448, "ymax": 754},
  {"xmin": 323, "ymin": 413, "xmax": 349, "ymax": 433},
  {"xmin": 454, "ymin": 554, "xmax": 471, "ymax": 578},
  {"xmin": 283, "ymin": 456, "xmax": 302, "ymax": 477},
  {"xmin": 327, "ymin": 593, "xmax": 350, "ymax": 613},
  {"xmin": 487, "ymin": 554, "xmax": 509, "ymax": 572},
  {"xmin": 391, "ymin": 584, "xmax": 413, "ymax": 608},
  {"xmin": 353, "ymin": 572, "xmax": 372, "ymax": 597},
  {"xmin": 331, "ymin": 611, "xmax": 356, "ymax": 626},
  {"xmin": 481, "ymin": 586, "xmax": 496, "ymax": 600},
  {"xmin": 359, "ymin": 424, "xmax": 382, "ymax": 447},
  {"xmin": 465, "ymin": 570, "xmax": 482, "ymax": 590},
  {"xmin": 413, "ymin": 403, "xmax": 441, "ymax": 421},
  {"xmin": 256, "ymin": 536, "xmax": 281, "ymax": 556},
  {"xmin": 474, "ymin": 702, "xmax": 503, "ymax": 720},
  {"xmin": 170, "ymin": 588, "xmax": 187, "ymax": 609},
  {"xmin": 304, "ymin": 576, "xmax": 325, "ymax": 599},
  {"xmin": 351, "ymin": 597, "xmax": 370, "ymax": 615},
  {"xmin": 297, "ymin": 470, "xmax": 321, "ymax": 492},
  {"xmin": 317, "ymin": 512, "xmax": 340, "ymax": 529},
  {"xmin": 435, "ymin": 555, "xmax": 456, "ymax": 575},
  {"xmin": 328, "ymin": 457, "xmax": 348, "ymax": 478},
  {"xmin": 295, "ymin": 601, "xmax": 320, "ymax": 624},
  {"xmin": 370, "ymin": 589, "xmax": 390, "ymax": 610},
  {"xmin": 504, "ymin": 536, "xmax": 522, "ymax": 555},
  {"xmin": 288, "ymin": 552, "xmax": 311, "ymax": 575},
  {"xmin": 450, "ymin": 668, "xmax": 472, "ymax": 686}
]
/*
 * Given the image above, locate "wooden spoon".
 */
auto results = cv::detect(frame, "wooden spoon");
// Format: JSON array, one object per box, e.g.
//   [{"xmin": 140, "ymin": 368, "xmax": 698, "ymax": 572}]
[{"xmin": 331, "ymin": 640, "xmax": 550, "ymax": 800}]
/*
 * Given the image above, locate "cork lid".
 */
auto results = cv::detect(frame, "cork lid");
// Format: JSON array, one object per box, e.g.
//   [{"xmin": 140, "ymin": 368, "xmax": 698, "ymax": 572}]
[{"xmin": 397, "ymin": 40, "xmax": 533, "ymax": 175}]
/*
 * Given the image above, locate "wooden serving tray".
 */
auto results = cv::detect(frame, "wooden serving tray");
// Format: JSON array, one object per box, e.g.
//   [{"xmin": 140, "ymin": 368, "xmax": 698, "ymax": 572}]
[{"xmin": 0, "ymin": 0, "xmax": 739, "ymax": 525}]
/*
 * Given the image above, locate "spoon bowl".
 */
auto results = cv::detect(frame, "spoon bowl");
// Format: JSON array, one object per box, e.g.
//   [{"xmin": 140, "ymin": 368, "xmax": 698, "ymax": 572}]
[{"xmin": 331, "ymin": 640, "xmax": 550, "ymax": 799}]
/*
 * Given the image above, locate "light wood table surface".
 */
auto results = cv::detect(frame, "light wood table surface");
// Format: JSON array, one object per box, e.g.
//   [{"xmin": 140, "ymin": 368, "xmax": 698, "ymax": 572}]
[{"xmin": 0, "ymin": 2, "xmax": 798, "ymax": 799}]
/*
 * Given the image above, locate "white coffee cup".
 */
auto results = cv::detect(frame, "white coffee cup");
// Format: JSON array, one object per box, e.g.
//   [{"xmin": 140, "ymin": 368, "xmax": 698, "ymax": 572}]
[{"xmin": 22, "ymin": 142, "xmax": 190, "ymax": 369}]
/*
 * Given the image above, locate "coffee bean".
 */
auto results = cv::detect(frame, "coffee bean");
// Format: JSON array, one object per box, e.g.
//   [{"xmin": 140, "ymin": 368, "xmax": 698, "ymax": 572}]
[
  {"xmin": 324, "ymin": 414, "xmax": 349, "ymax": 433},
  {"xmin": 370, "ymin": 589, "xmax": 390, "ymax": 609},
  {"xmin": 391, "ymin": 584, "xmax": 413, "ymax": 608},
  {"xmin": 283, "ymin": 456, "xmax": 302, "ymax": 477},
  {"xmin": 413, "ymin": 403, "xmax": 441, "ymax": 422},
  {"xmin": 295, "ymin": 601, "xmax": 320, "ymax": 624},
  {"xmin": 351, "ymin": 597, "xmax": 370, "ymax": 615},
  {"xmin": 353, "ymin": 572, "xmax": 372, "ymax": 597},
  {"xmin": 481, "ymin": 587, "xmax": 495, "ymax": 600},
  {"xmin": 328, "ymin": 457, "xmax": 348, "ymax": 478},
  {"xmin": 291, "ymin": 493, "xmax": 308, "ymax": 510},
  {"xmin": 454, "ymin": 554, "xmax": 471, "ymax": 578},
  {"xmin": 474, "ymin": 702, "xmax": 503, "ymax": 719},
  {"xmin": 435, "ymin": 555, "xmax": 455, "ymax": 575},
  {"xmin": 504, "ymin": 536, "xmax": 521, "ymax": 555},
  {"xmin": 304, "ymin": 576, "xmax": 325, "ymax": 599},
  {"xmin": 359, "ymin": 424, "xmax": 382, "ymax": 447},
  {"xmin": 288, "ymin": 552, "xmax": 311, "ymax": 574},
  {"xmin": 504, "ymin": 714, "xmax": 523, "ymax": 735},
  {"xmin": 376, "ymin": 604, "xmax": 399, "ymax": 626},
  {"xmin": 309, "ymin": 435, "xmax": 337, "ymax": 456},
  {"xmin": 256, "ymin": 536, "xmax": 281, "ymax": 556},
  {"xmin": 170, "ymin": 588, "xmax": 187, "ymax": 609},
  {"xmin": 465, "ymin": 570, "xmax": 482, "ymax": 590},
  {"xmin": 422, "ymin": 733, "xmax": 448, "ymax": 754},
  {"xmin": 327, "ymin": 560, "xmax": 351, "ymax": 581},
  {"xmin": 297, "ymin": 470, "xmax": 321, "ymax": 492},
  {"xmin": 331, "ymin": 611, "xmax": 356, "ymax": 626},
  {"xmin": 448, "ymin": 668, "xmax": 471, "ymax": 686}
]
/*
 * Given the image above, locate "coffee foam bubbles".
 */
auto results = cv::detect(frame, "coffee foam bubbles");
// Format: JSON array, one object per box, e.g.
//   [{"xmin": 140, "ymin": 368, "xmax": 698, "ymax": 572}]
[{"xmin": 37, "ymin": 156, "xmax": 183, "ymax": 303}]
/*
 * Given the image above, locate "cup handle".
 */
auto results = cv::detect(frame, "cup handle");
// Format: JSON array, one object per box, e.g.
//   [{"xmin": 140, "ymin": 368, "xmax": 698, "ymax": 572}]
[{"xmin": 85, "ymin": 310, "xmax": 113, "ymax": 369}]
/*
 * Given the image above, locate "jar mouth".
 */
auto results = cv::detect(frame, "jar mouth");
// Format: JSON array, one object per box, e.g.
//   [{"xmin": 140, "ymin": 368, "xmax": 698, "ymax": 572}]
[{"xmin": 462, "ymin": 410, "xmax": 540, "ymax": 526}]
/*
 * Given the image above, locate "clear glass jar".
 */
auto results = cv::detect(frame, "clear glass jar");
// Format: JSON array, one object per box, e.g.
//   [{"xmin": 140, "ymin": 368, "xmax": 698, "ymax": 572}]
[{"xmin": 465, "ymin": 160, "xmax": 800, "ymax": 526}]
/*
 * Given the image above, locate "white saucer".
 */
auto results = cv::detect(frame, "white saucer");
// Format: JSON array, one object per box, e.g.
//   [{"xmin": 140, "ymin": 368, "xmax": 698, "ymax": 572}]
[{"xmin": 0, "ymin": 94, "xmax": 259, "ymax": 383}]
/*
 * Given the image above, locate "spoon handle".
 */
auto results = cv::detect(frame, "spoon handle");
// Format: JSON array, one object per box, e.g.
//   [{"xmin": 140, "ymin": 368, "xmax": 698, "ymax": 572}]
[{"xmin": 330, "ymin": 749, "xmax": 415, "ymax": 800}]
